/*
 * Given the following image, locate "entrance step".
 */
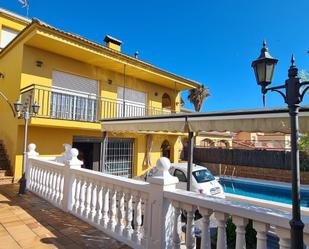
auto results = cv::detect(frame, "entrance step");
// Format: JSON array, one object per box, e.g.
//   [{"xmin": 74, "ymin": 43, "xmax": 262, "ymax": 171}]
[
  {"xmin": 0, "ymin": 140, "xmax": 14, "ymax": 184},
  {"xmin": 0, "ymin": 176, "xmax": 14, "ymax": 185}
]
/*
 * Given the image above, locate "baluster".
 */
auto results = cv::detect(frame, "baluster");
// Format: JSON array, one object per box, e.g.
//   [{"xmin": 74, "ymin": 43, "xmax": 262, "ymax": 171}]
[
  {"xmin": 200, "ymin": 208, "xmax": 212, "ymax": 249},
  {"xmin": 100, "ymin": 184, "xmax": 109, "ymax": 227},
  {"xmin": 253, "ymin": 221, "xmax": 269, "ymax": 249},
  {"xmin": 54, "ymin": 172, "xmax": 59, "ymax": 203},
  {"xmin": 115, "ymin": 189, "xmax": 125, "ymax": 235},
  {"xmin": 50, "ymin": 171, "xmax": 56, "ymax": 202},
  {"xmin": 233, "ymin": 216, "xmax": 248, "ymax": 249},
  {"xmin": 37, "ymin": 168, "xmax": 43, "ymax": 195},
  {"xmin": 141, "ymin": 193, "xmax": 149, "ymax": 247},
  {"xmin": 44, "ymin": 171, "xmax": 50, "ymax": 198},
  {"xmin": 60, "ymin": 174, "xmax": 64, "ymax": 202},
  {"xmin": 39, "ymin": 168, "xmax": 44, "ymax": 195},
  {"xmin": 78, "ymin": 178, "xmax": 87, "ymax": 216},
  {"xmin": 35, "ymin": 166, "xmax": 41, "ymax": 193},
  {"xmin": 43, "ymin": 169, "xmax": 48, "ymax": 197},
  {"xmin": 214, "ymin": 212, "xmax": 227, "ymax": 249},
  {"xmin": 82, "ymin": 179, "xmax": 91, "ymax": 217},
  {"xmin": 40, "ymin": 169, "xmax": 45, "ymax": 196},
  {"xmin": 73, "ymin": 176, "xmax": 81, "ymax": 213},
  {"xmin": 89, "ymin": 181, "xmax": 97, "ymax": 221},
  {"xmin": 47, "ymin": 171, "xmax": 53, "ymax": 200},
  {"xmin": 28, "ymin": 165, "xmax": 34, "ymax": 190},
  {"xmin": 108, "ymin": 187, "xmax": 117, "ymax": 232},
  {"xmin": 55, "ymin": 172, "xmax": 61, "ymax": 205},
  {"xmin": 184, "ymin": 204, "xmax": 195, "ymax": 249},
  {"xmin": 276, "ymin": 227, "xmax": 291, "ymax": 249},
  {"xmin": 94, "ymin": 182, "xmax": 103, "ymax": 224},
  {"xmin": 29, "ymin": 166, "xmax": 35, "ymax": 191},
  {"xmin": 124, "ymin": 190, "xmax": 133, "ymax": 239},
  {"xmin": 132, "ymin": 192, "xmax": 142, "ymax": 244},
  {"xmin": 172, "ymin": 201, "xmax": 182, "ymax": 249}
]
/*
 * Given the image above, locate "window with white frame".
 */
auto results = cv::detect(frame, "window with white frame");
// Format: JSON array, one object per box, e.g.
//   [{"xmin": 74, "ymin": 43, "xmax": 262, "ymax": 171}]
[
  {"xmin": 0, "ymin": 27, "xmax": 19, "ymax": 48},
  {"xmin": 117, "ymin": 87, "xmax": 147, "ymax": 117},
  {"xmin": 51, "ymin": 71, "xmax": 98, "ymax": 122}
]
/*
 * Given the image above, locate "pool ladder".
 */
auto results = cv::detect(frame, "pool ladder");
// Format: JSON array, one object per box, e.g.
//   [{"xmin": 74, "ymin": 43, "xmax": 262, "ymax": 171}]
[
  {"xmin": 231, "ymin": 166, "xmax": 236, "ymax": 179},
  {"xmin": 222, "ymin": 165, "xmax": 236, "ymax": 179}
]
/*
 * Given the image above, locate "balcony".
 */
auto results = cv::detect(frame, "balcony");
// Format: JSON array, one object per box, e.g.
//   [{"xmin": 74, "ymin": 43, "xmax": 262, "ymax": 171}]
[
  {"xmin": 20, "ymin": 84, "xmax": 175, "ymax": 123},
  {"xmin": 24, "ymin": 143, "xmax": 309, "ymax": 249}
]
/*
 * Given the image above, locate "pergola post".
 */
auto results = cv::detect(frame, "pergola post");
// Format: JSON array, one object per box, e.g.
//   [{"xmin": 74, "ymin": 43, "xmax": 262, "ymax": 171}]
[{"xmin": 187, "ymin": 131, "xmax": 194, "ymax": 191}]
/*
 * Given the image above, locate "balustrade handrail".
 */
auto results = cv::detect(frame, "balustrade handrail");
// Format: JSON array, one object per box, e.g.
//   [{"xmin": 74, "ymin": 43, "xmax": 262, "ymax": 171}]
[
  {"xmin": 20, "ymin": 84, "xmax": 177, "ymax": 121},
  {"xmin": 30, "ymin": 157, "xmax": 65, "ymax": 169},
  {"xmin": 164, "ymin": 189, "xmax": 309, "ymax": 233},
  {"xmin": 71, "ymin": 167, "xmax": 150, "ymax": 193}
]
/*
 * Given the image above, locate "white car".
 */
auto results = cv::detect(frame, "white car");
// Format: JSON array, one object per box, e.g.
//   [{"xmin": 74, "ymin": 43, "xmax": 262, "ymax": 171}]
[{"xmin": 169, "ymin": 163, "xmax": 225, "ymax": 198}]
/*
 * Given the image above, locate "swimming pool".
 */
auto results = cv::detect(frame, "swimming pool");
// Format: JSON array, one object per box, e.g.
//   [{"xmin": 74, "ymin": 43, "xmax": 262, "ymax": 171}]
[{"xmin": 219, "ymin": 177, "xmax": 309, "ymax": 207}]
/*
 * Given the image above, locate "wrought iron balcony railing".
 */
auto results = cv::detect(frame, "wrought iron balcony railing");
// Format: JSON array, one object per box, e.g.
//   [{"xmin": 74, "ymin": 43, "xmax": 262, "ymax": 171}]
[{"xmin": 20, "ymin": 84, "xmax": 176, "ymax": 122}]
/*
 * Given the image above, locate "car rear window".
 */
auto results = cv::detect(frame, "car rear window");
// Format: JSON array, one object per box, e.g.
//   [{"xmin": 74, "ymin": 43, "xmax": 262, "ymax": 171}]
[{"xmin": 193, "ymin": 170, "xmax": 215, "ymax": 183}]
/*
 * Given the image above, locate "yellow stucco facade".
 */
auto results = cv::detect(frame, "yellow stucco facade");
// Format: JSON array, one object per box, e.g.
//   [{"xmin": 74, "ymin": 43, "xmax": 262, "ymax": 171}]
[{"xmin": 0, "ymin": 9, "xmax": 199, "ymax": 179}]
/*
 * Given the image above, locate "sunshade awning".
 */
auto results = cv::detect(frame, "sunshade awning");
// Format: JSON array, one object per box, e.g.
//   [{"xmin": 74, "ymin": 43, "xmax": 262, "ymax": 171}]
[
  {"xmin": 101, "ymin": 116, "xmax": 187, "ymax": 133},
  {"xmin": 101, "ymin": 107, "xmax": 309, "ymax": 133}
]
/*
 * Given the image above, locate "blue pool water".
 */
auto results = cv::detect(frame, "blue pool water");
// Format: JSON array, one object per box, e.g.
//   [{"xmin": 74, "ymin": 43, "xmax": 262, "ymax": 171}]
[{"xmin": 219, "ymin": 178, "xmax": 309, "ymax": 207}]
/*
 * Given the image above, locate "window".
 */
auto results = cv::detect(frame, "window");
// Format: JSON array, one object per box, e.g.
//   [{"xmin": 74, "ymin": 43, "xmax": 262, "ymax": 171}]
[
  {"xmin": 162, "ymin": 93, "xmax": 172, "ymax": 109},
  {"xmin": 192, "ymin": 170, "xmax": 215, "ymax": 183},
  {"xmin": 117, "ymin": 87, "xmax": 147, "ymax": 117},
  {"xmin": 103, "ymin": 138, "xmax": 134, "ymax": 178},
  {"xmin": 51, "ymin": 71, "xmax": 98, "ymax": 122},
  {"xmin": 0, "ymin": 27, "xmax": 19, "ymax": 48},
  {"xmin": 174, "ymin": 169, "xmax": 187, "ymax": 182}
]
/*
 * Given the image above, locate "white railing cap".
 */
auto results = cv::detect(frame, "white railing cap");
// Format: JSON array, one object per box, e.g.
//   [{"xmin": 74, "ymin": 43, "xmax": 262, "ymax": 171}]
[
  {"xmin": 68, "ymin": 148, "xmax": 83, "ymax": 167},
  {"xmin": 27, "ymin": 143, "xmax": 39, "ymax": 157},
  {"xmin": 148, "ymin": 157, "xmax": 179, "ymax": 185}
]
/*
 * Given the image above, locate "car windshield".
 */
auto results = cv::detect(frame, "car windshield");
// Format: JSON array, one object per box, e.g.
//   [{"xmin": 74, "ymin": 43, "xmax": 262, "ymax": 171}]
[{"xmin": 192, "ymin": 169, "xmax": 215, "ymax": 183}]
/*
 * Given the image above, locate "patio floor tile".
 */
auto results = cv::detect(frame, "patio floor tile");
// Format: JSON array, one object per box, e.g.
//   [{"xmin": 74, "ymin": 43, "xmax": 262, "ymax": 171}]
[{"xmin": 0, "ymin": 184, "xmax": 131, "ymax": 249}]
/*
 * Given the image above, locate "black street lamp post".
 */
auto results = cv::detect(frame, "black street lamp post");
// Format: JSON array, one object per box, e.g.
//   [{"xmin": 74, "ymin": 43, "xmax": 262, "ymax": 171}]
[
  {"xmin": 14, "ymin": 100, "xmax": 40, "ymax": 195},
  {"xmin": 252, "ymin": 41, "xmax": 309, "ymax": 249}
]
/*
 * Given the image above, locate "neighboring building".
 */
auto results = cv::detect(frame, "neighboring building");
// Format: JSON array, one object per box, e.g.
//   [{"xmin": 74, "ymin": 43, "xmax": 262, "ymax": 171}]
[
  {"xmin": 195, "ymin": 131, "xmax": 233, "ymax": 148},
  {"xmin": 0, "ymin": 8, "xmax": 200, "ymax": 180},
  {"xmin": 233, "ymin": 131, "xmax": 291, "ymax": 151}
]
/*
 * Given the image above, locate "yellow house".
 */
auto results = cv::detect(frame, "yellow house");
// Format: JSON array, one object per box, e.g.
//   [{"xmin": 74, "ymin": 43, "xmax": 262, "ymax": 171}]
[{"xmin": 0, "ymin": 8, "xmax": 200, "ymax": 180}]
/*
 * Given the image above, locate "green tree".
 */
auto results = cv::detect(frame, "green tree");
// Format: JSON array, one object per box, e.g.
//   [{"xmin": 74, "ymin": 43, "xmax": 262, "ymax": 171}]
[
  {"xmin": 299, "ymin": 133, "xmax": 309, "ymax": 152},
  {"xmin": 187, "ymin": 85, "xmax": 210, "ymax": 112}
]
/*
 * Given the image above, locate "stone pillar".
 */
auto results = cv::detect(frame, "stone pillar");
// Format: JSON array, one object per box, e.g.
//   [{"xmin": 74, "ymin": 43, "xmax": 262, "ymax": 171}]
[
  {"xmin": 26, "ymin": 143, "xmax": 39, "ymax": 189},
  {"xmin": 147, "ymin": 157, "xmax": 179, "ymax": 249},
  {"xmin": 62, "ymin": 148, "xmax": 82, "ymax": 212}
]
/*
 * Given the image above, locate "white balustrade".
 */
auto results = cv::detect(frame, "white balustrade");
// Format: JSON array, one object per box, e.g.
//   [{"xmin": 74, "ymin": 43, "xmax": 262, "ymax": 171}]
[{"xmin": 26, "ymin": 144, "xmax": 309, "ymax": 249}]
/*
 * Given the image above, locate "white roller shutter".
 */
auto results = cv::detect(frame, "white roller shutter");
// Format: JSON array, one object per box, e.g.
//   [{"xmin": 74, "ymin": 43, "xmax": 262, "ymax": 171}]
[
  {"xmin": 51, "ymin": 71, "xmax": 98, "ymax": 122},
  {"xmin": 117, "ymin": 87, "xmax": 147, "ymax": 117},
  {"xmin": 0, "ymin": 27, "xmax": 19, "ymax": 48},
  {"xmin": 52, "ymin": 71, "xmax": 98, "ymax": 94}
]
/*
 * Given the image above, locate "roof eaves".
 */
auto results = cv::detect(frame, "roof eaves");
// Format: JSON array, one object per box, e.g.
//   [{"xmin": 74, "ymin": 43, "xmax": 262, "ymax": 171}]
[
  {"xmin": 32, "ymin": 19, "xmax": 201, "ymax": 87},
  {"xmin": 0, "ymin": 8, "xmax": 30, "ymax": 24}
]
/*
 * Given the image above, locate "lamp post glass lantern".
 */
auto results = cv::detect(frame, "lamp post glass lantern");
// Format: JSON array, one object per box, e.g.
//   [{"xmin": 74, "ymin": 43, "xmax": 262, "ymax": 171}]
[
  {"xmin": 15, "ymin": 100, "xmax": 40, "ymax": 195},
  {"xmin": 252, "ymin": 41, "xmax": 309, "ymax": 249}
]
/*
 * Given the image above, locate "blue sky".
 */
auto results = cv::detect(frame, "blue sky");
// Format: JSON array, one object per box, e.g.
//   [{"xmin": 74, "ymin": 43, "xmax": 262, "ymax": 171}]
[{"xmin": 2, "ymin": 0, "xmax": 309, "ymax": 111}]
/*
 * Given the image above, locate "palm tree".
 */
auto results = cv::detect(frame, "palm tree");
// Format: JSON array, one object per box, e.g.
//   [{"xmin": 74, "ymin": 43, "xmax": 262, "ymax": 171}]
[{"xmin": 187, "ymin": 85, "xmax": 210, "ymax": 112}]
